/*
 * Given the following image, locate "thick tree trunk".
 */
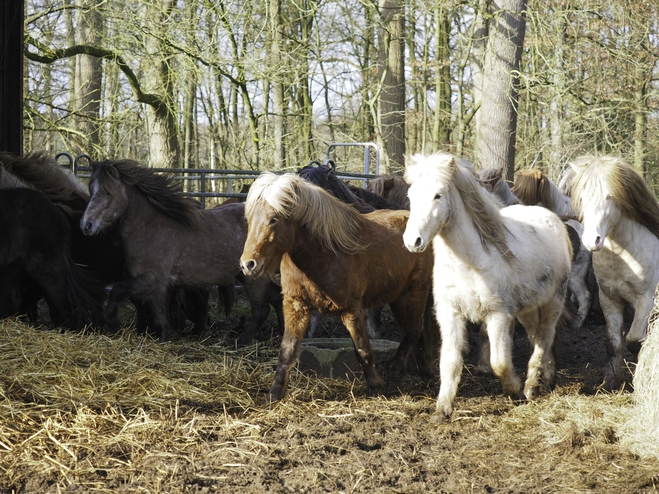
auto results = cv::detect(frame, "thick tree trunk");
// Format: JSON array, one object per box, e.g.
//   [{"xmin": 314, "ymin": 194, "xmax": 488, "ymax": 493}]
[
  {"xmin": 476, "ymin": 0, "xmax": 527, "ymax": 184},
  {"xmin": 74, "ymin": 0, "xmax": 103, "ymax": 156},
  {"xmin": 141, "ymin": 0, "xmax": 180, "ymax": 168},
  {"xmin": 378, "ymin": 0, "xmax": 406, "ymax": 172}
]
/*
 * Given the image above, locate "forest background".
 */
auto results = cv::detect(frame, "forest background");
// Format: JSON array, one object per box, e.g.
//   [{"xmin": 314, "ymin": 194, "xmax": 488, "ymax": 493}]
[{"xmin": 23, "ymin": 0, "xmax": 659, "ymax": 188}]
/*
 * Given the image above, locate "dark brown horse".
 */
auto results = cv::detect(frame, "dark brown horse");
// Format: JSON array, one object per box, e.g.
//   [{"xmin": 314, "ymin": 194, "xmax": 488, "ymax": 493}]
[
  {"xmin": 240, "ymin": 172, "xmax": 434, "ymax": 403},
  {"xmin": 80, "ymin": 159, "xmax": 281, "ymax": 342},
  {"xmin": 0, "ymin": 187, "xmax": 106, "ymax": 330}
]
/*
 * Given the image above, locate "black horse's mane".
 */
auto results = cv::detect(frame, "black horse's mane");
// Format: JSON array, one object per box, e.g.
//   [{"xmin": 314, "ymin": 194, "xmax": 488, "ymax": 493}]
[
  {"xmin": 0, "ymin": 151, "xmax": 89, "ymax": 207},
  {"xmin": 298, "ymin": 163, "xmax": 401, "ymax": 212},
  {"xmin": 91, "ymin": 159, "xmax": 202, "ymax": 228}
]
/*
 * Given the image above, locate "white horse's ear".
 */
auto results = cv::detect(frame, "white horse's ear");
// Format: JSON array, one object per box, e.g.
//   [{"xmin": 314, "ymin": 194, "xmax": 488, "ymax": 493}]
[{"xmin": 447, "ymin": 156, "xmax": 458, "ymax": 175}]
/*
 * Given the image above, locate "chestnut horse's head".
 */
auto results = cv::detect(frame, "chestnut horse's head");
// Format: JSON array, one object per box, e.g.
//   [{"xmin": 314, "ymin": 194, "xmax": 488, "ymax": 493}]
[
  {"xmin": 240, "ymin": 172, "xmax": 296, "ymax": 279},
  {"xmin": 240, "ymin": 172, "xmax": 364, "ymax": 279}
]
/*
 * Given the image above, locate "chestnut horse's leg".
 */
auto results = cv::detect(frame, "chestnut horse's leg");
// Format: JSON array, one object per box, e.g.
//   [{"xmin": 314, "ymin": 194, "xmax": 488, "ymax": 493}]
[
  {"xmin": 341, "ymin": 308, "xmax": 385, "ymax": 396},
  {"xmin": 266, "ymin": 297, "xmax": 312, "ymax": 404},
  {"xmin": 388, "ymin": 291, "xmax": 433, "ymax": 383}
]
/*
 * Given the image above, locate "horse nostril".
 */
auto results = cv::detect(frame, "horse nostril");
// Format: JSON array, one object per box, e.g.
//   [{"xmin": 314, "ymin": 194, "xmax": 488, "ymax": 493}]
[
  {"xmin": 414, "ymin": 237, "xmax": 423, "ymax": 249},
  {"xmin": 246, "ymin": 260, "xmax": 256, "ymax": 271}
]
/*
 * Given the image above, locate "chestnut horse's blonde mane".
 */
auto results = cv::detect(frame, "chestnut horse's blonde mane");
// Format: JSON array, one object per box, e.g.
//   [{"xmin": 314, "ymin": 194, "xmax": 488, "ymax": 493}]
[
  {"xmin": 570, "ymin": 155, "xmax": 659, "ymax": 241},
  {"xmin": 246, "ymin": 172, "xmax": 366, "ymax": 254},
  {"xmin": 406, "ymin": 152, "xmax": 514, "ymax": 261},
  {"xmin": 366, "ymin": 174, "xmax": 410, "ymax": 209}
]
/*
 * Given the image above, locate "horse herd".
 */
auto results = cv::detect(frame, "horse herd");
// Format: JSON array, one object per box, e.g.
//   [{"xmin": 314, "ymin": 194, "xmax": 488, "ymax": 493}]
[{"xmin": 1, "ymin": 151, "xmax": 657, "ymax": 423}]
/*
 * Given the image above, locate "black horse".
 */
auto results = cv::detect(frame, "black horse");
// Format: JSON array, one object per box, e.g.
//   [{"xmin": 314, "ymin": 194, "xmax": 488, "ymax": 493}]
[
  {"xmin": 0, "ymin": 188, "xmax": 106, "ymax": 330},
  {"xmin": 297, "ymin": 163, "xmax": 403, "ymax": 212}
]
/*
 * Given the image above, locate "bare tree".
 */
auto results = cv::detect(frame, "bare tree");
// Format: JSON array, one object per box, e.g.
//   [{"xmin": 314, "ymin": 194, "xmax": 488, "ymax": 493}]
[{"xmin": 476, "ymin": 0, "xmax": 528, "ymax": 183}]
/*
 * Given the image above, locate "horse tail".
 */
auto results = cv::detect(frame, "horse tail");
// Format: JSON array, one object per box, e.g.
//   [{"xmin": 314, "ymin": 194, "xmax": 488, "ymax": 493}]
[
  {"xmin": 217, "ymin": 283, "xmax": 235, "ymax": 317},
  {"xmin": 61, "ymin": 261, "xmax": 107, "ymax": 331}
]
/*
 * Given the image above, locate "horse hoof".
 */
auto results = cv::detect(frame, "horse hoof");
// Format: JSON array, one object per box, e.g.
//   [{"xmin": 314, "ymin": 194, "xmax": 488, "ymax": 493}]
[
  {"xmin": 430, "ymin": 412, "xmax": 450, "ymax": 424},
  {"xmin": 626, "ymin": 339, "xmax": 643, "ymax": 356}
]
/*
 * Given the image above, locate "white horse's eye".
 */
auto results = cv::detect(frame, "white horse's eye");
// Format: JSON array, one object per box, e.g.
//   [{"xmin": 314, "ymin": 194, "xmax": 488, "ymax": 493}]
[
  {"xmin": 434, "ymin": 193, "xmax": 442, "ymax": 200},
  {"xmin": 269, "ymin": 215, "xmax": 278, "ymax": 225}
]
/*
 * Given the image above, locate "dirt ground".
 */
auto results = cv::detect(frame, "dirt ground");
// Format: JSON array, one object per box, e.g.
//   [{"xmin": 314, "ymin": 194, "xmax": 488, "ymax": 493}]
[{"xmin": 1, "ymin": 292, "xmax": 659, "ymax": 494}]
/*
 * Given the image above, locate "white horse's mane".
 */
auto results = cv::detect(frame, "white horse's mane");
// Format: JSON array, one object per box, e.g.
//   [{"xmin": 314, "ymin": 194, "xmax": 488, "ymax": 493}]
[
  {"xmin": 406, "ymin": 152, "xmax": 514, "ymax": 261},
  {"xmin": 570, "ymin": 155, "xmax": 659, "ymax": 240}
]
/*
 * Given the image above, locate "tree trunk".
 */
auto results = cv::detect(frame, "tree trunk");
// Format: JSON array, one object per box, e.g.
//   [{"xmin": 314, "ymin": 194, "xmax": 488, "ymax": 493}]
[
  {"xmin": 471, "ymin": 0, "xmax": 491, "ymax": 154},
  {"xmin": 476, "ymin": 0, "xmax": 527, "ymax": 184},
  {"xmin": 140, "ymin": 0, "xmax": 180, "ymax": 168},
  {"xmin": 549, "ymin": 13, "xmax": 566, "ymax": 178},
  {"xmin": 270, "ymin": 0, "xmax": 286, "ymax": 169},
  {"xmin": 73, "ymin": 0, "xmax": 103, "ymax": 156},
  {"xmin": 378, "ymin": 0, "xmax": 406, "ymax": 172},
  {"xmin": 432, "ymin": 2, "xmax": 451, "ymax": 150},
  {"xmin": 633, "ymin": 32, "xmax": 650, "ymax": 176}
]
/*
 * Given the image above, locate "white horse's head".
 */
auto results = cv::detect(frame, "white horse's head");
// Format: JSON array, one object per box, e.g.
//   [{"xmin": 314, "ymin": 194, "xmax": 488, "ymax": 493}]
[
  {"xmin": 570, "ymin": 159, "xmax": 621, "ymax": 252},
  {"xmin": 403, "ymin": 153, "xmax": 456, "ymax": 253}
]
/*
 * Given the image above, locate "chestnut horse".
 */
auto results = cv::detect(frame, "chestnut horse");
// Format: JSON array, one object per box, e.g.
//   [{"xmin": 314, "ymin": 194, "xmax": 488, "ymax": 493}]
[{"xmin": 240, "ymin": 172, "xmax": 434, "ymax": 403}]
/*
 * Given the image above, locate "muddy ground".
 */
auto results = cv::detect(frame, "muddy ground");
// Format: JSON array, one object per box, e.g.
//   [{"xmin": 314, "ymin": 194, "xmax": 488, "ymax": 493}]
[{"xmin": 1, "ymin": 292, "xmax": 659, "ymax": 493}]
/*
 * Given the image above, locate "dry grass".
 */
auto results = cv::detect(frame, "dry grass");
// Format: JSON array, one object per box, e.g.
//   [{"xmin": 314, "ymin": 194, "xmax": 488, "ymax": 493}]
[
  {"xmin": 0, "ymin": 318, "xmax": 657, "ymax": 493},
  {"xmin": 620, "ymin": 301, "xmax": 659, "ymax": 461}
]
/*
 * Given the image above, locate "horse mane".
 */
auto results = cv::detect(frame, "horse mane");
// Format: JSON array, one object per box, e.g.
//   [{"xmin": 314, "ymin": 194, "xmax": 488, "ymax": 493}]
[
  {"xmin": 478, "ymin": 168, "xmax": 520, "ymax": 206},
  {"xmin": 366, "ymin": 175, "xmax": 410, "ymax": 209},
  {"xmin": 512, "ymin": 169, "xmax": 552, "ymax": 207},
  {"xmin": 406, "ymin": 152, "xmax": 514, "ymax": 261},
  {"xmin": 0, "ymin": 151, "xmax": 90, "ymax": 204},
  {"xmin": 91, "ymin": 159, "xmax": 202, "ymax": 228},
  {"xmin": 557, "ymin": 167, "xmax": 574, "ymax": 196},
  {"xmin": 298, "ymin": 164, "xmax": 375, "ymax": 213},
  {"xmin": 0, "ymin": 167, "xmax": 32, "ymax": 189},
  {"xmin": 570, "ymin": 155, "xmax": 659, "ymax": 241},
  {"xmin": 246, "ymin": 172, "xmax": 365, "ymax": 254}
]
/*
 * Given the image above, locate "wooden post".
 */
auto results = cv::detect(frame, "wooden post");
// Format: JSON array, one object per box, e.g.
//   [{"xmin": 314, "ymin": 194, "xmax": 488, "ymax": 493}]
[{"xmin": 0, "ymin": 0, "xmax": 24, "ymax": 155}]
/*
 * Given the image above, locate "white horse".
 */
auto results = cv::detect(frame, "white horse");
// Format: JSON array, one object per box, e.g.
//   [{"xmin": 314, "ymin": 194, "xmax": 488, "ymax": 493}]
[
  {"xmin": 569, "ymin": 155, "xmax": 659, "ymax": 390},
  {"xmin": 403, "ymin": 152, "xmax": 573, "ymax": 422},
  {"xmin": 482, "ymin": 168, "xmax": 595, "ymax": 330}
]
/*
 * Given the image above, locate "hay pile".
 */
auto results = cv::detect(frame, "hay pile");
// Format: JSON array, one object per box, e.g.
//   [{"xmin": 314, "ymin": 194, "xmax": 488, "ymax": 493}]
[
  {"xmin": 0, "ymin": 318, "xmax": 355, "ymax": 490},
  {"xmin": 621, "ymin": 300, "xmax": 659, "ymax": 460},
  {"xmin": 1, "ymin": 316, "xmax": 656, "ymax": 492}
]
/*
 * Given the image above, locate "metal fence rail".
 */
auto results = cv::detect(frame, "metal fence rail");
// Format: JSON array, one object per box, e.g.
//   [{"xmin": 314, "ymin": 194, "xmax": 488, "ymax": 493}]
[{"xmin": 57, "ymin": 143, "xmax": 381, "ymax": 209}]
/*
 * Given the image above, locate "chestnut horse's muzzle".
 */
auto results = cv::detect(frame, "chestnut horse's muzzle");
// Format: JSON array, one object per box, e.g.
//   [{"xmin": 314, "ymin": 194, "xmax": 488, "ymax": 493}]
[{"xmin": 240, "ymin": 258, "xmax": 264, "ymax": 277}]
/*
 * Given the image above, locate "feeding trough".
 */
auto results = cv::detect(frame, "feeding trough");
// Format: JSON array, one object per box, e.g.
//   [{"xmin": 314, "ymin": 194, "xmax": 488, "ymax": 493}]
[{"xmin": 298, "ymin": 338, "xmax": 400, "ymax": 379}]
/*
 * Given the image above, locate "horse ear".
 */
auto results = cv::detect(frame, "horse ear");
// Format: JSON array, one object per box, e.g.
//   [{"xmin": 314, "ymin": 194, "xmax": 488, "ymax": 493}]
[
  {"xmin": 447, "ymin": 156, "xmax": 458, "ymax": 175},
  {"xmin": 383, "ymin": 177, "xmax": 394, "ymax": 191},
  {"xmin": 107, "ymin": 165, "xmax": 119, "ymax": 179}
]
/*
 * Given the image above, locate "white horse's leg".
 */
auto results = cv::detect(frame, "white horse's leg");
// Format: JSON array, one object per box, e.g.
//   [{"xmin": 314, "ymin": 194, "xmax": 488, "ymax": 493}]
[
  {"xmin": 434, "ymin": 311, "xmax": 467, "ymax": 422},
  {"xmin": 627, "ymin": 293, "xmax": 653, "ymax": 355},
  {"xmin": 486, "ymin": 312, "xmax": 522, "ymax": 399},
  {"xmin": 519, "ymin": 300, "xmax": 561, "ymax": 400},
  {"xmin": 598, "ymin": 289, "xmax": 626, "ymax": 390}
]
